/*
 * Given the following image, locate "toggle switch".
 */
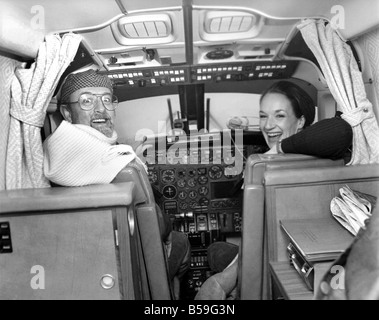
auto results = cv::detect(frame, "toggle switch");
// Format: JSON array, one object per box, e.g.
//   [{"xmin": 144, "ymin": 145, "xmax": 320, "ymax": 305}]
[{"xmin": 138, "ymin": 79, "xmax": 147, "ymax": 87}]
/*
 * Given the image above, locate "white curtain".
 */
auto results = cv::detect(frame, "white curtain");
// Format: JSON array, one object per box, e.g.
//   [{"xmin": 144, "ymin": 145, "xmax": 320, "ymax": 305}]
[
  {"xmin": 6, "ymin": 33, "xmax": 82, "ymax": 189},
  {"xmin": 298, "ymin": 19, "xmax": 379, "ymax": 165}
]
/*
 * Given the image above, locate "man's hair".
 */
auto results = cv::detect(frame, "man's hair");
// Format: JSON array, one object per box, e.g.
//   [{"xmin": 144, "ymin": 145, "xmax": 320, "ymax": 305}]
[
  {"xmin": 60, "ymin": 69, "xmax": 113, "ymax": 103},
  {"xmin": 260, "ymin": 81, "xmax": 316, "ymax": 128}
]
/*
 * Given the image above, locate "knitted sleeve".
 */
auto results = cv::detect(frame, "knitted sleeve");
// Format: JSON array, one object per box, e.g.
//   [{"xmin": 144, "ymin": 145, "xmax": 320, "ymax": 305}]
[{"xmin": 281, "ymin": 117, "xmax": 353, "ymax": 160}]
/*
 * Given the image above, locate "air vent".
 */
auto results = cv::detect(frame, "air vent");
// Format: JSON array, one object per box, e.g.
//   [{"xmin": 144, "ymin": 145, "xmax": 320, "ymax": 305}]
[
  {"xmin": 205, "ymin": 11, "xmax": 257, "ymax": 34},
  {"xmin": 124, "ymin": 21, "xmax": 169, "ymax": 38},
  {"xmin": 199, "ymin": 10, "xmax": 264, "ymax": 42},
  {"xmin": 118, "ymin": 14, "xmax": 172, "ymax": 38},
  {"xmin": 111, "ymin": 13, "xmax": 177, "ymax": 46},
  {"xmin": 208, "ymin": 15, "xmax": 255, "ymax": 33}
]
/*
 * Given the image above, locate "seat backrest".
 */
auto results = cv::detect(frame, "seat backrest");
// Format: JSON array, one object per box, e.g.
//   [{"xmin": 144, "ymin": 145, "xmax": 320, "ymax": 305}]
[
  {"xmin": 263, "ymin": 164, "xmax": 379, "ymax": 299},
  {"xmin": 0, "ymin": 182, "xmax": 147, "ymax": 300},
  {"xmin": 112, "ymin": 156, "xmax": 173, "ymax": 300},
  {"xmin": 43, "ymin": 105, "xmax": 173, "ymax": 300},
  {"xmin": 240, "ymin": 153, "xmax": 345, "ymax": 300},
  {"xmin": 244, "ymin": 153, "xmax": 345, "ymax": 185},
  {"xmin": 43, "ymin": 100, "xmax": 62, "ymax": 139},
  {"xmin": 264, "ymin": 163, "xmax": 379, "ymax": 263}
]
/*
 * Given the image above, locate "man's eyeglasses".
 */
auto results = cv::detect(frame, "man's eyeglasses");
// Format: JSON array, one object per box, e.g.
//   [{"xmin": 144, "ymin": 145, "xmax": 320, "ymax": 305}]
[{"xmin": 65, "ymin": 92, "xmax": 118, "ymax": 111}]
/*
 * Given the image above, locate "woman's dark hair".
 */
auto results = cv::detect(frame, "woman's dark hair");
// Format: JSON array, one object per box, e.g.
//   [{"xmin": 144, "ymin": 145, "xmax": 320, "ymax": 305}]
[{"xmin": 260, "ymin": 81, "xmax": 315, "ymax": 128}]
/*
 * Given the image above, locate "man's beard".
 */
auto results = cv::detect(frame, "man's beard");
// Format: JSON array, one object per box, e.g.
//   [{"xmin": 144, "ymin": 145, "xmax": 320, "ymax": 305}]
[
  {"xmin": 91, "ymin": 113, "xmax": 114, "ymax": 137},
  {"xmin": 94, "ymin": 124, "xmax": 114, "ymax": 137}
]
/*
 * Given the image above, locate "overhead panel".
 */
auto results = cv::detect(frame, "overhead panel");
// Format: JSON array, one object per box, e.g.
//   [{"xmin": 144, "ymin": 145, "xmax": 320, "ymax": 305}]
[
  {"xmin": 90, "ymin": 3, "xmax": 308, "ymax": 80},
  {"xmin": 94, "ymin": 7, "xmax": 186, "ymax": 72},
  {"xmin": 192, "ymin": 7, "xmax": 302, "ymax": 65}
]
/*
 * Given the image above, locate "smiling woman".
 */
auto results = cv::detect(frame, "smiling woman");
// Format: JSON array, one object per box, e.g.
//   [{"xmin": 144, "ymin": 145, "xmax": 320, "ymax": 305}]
[
  {"xmin": 259, "ymin": 81, "xmax": 353, "ymax": 161},
  {"xmin": 259, "ymin": 81, "xmax": 314, "ymax": 151}
]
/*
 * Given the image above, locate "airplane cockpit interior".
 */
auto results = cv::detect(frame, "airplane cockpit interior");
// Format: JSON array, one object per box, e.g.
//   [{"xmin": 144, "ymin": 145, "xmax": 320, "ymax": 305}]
[{"xmin": 1, "ymin": 0, "xmax": 379, "ymax": 302}]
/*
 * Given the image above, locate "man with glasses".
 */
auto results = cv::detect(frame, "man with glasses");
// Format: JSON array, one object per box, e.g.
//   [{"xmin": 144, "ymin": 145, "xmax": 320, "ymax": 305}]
[
  {"xmin": 43, "ymin": 69, "xmax": 128, "ymax": 186},
  {"xmin": 43, "ymin": 69, "xmax": 190, "ymax": 299},
  {"xmin": 59, "ymin": 69, "xmax": 118, "ymax": 138}
]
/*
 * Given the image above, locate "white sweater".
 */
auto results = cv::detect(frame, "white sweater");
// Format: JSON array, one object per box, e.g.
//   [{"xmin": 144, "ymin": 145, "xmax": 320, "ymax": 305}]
[{"xmin": 43, "ymin": 120, "xmax": 139, "ymax": 186}]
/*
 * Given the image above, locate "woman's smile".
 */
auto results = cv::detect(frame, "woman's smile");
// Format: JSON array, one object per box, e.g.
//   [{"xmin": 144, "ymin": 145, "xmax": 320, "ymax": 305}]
[{"xmin": 259, "ymin": 93, "xmax": 304, "ymax": 149}]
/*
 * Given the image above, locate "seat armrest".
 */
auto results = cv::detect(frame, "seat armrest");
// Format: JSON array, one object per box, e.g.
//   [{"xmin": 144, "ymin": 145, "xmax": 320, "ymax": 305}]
[
  {"xmin": 0, "ymin": 182, "xmax": 135, "ymax": 213},
  {"xmin": 112, "ymin": 160, "xmax": 155, "ymax": 205}
]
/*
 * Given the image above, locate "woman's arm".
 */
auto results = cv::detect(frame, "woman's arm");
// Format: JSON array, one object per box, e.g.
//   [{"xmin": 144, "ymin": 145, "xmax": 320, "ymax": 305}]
[{"xmin": 280, "ymin": 117, "xmax": 353, "ymax": 160}]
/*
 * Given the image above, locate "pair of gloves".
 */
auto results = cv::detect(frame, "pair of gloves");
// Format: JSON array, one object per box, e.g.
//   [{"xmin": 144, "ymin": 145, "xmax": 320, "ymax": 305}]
[{"xmin": 330, "ymin": 185, "xmax": 376, "ymax": 236}]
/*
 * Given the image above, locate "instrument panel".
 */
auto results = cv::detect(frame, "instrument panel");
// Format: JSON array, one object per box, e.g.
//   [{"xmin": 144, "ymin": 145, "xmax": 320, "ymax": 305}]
[
  {"xmin": 149, "ymin": 163, "xmax": 243, "ymax": 234},
  {"xmin": 103, "ymin": 60, "xmax": 299, "ymax": 88},
  {"xmin": 147, "ymin": 145, "xmax": 245, "ymax": 299}
]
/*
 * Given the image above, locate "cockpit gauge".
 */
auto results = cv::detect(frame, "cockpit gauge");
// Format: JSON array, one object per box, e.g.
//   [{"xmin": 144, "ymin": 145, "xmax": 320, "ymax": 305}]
[
  {"xmin": 148, "ymin": 169, "xmax": 158, "ymax": 184},
  {"xmin": 197, "ymin": 168, "xmax": 207, "ymax": 175},
  {"xmin": 177, "ymin": 169, "xmax": 186, "ymax": 178},
  {"xmin": 198, "ymin": 175, "xmax": 208, "ymax": 185},
  {"xmin": 189, "ymin": 190, "xmax": 197, "ymax": 199},
  {"xmin": 179, "ymin": 202, "xmax": 188, "ymax": 210},
  {"xmin": 188, "ymin": 169, "xmax": 196, "ymax": 177},
  {"xmin": 208, "ymin": 165, "xmax": 223, "ymax": 180},
  {"xmin": 187, "ymin": 178, "xmax": 197, "ymax": 188},
  {"xmin": 177, "ymin": 179, "xmax": 186, "ymax": 188},
  {"xmin": 189, "ymin": 201, "xmax": 198, "ymax": 209},
  {"xmin": 161, "ymin": 169, "xmax": 176, "ymax": 184},
  {"xmin": 162, "ymin": 185, "xmax": 177, "ymax": 199},
  {"xmin": 198, "ymin": 186, "xmax": 209, "ymax": 196},
  {"xmin": 178, "ymin": 191, "xmax": 187, "ymax": 200}
]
